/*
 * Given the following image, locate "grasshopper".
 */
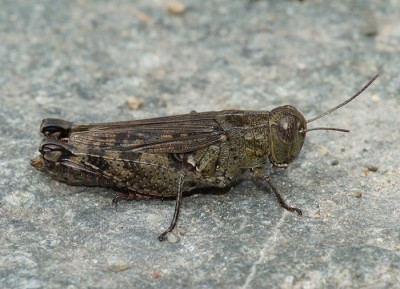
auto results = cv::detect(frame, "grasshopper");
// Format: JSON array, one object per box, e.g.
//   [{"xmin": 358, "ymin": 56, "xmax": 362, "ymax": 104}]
[{"xmin": 31, "ymin": 75, "xmax": 378, "ymax": 241}]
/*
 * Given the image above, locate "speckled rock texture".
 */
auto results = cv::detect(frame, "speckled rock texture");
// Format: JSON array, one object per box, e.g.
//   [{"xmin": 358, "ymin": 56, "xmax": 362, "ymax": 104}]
[{"xmin": 1, "ymin": 0, "xmax": 399, "ymax": 288}]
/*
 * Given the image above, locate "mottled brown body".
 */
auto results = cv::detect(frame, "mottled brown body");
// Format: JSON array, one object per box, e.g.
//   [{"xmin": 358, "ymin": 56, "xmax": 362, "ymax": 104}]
[
  {"xmin": 32, "ymin": 110, "xmax": 295, "ymax": 195},
  {"xmin": 31, "ymin": 75, "xmax": 378, "ymax": 241}
]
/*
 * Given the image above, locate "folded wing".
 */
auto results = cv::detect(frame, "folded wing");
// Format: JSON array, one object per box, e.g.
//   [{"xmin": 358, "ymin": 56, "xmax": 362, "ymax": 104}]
[{"xmin": 67, "ymin": 112, "xmax": 227, "ymax": 154}]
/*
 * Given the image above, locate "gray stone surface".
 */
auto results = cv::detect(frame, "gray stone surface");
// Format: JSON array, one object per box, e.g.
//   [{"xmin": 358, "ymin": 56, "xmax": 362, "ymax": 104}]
[{"xmin": 1, "ymin": 0, "xmax": 399, "ymax": 288}]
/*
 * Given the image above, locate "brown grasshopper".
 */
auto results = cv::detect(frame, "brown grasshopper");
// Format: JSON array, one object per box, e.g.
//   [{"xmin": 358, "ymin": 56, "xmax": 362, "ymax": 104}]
[{"xmin": 31, "ymin": 75, "xmax": 378, "ymax": 241}]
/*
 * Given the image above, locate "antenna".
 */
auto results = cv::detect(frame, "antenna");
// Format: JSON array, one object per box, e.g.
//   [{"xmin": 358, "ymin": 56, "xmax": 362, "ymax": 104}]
[{"xmin": 300, "ymin": 74, "xmax": 379, "ymax": 134}]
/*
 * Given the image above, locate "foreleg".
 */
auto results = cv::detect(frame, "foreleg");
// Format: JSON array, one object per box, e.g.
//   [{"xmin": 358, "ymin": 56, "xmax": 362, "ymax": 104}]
[{"xmin": 252, "ymin": 168, "xmax": 302, "ymax": 215}]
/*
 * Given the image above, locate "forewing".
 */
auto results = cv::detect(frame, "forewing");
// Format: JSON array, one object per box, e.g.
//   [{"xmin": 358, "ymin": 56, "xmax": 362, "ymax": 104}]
[{"xmin": 67, "ymin": 112, "xmax": 226, "ymax": 154}]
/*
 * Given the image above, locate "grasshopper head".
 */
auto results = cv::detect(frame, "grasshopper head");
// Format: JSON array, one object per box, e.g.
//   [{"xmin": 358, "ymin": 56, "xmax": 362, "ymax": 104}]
[
  {"xmin": 267, "ymin": 75, "xmax": 379, "ymax": 167},
  {"xmin": 268, "ymin": 105, "xmax": 307, "ymax": 167}
]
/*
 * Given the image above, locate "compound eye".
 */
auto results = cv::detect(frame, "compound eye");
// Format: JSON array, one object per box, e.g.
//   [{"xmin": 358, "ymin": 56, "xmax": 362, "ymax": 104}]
[{"xmin": 277, "ymin": 116, "xmax": 296, "ymax": 144}]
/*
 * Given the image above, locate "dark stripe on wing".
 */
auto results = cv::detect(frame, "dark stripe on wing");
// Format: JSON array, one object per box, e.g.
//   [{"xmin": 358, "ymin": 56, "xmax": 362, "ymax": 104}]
[{"xmin": 67, "ymin": 112, "xmax": 227, "ymax": 154}]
